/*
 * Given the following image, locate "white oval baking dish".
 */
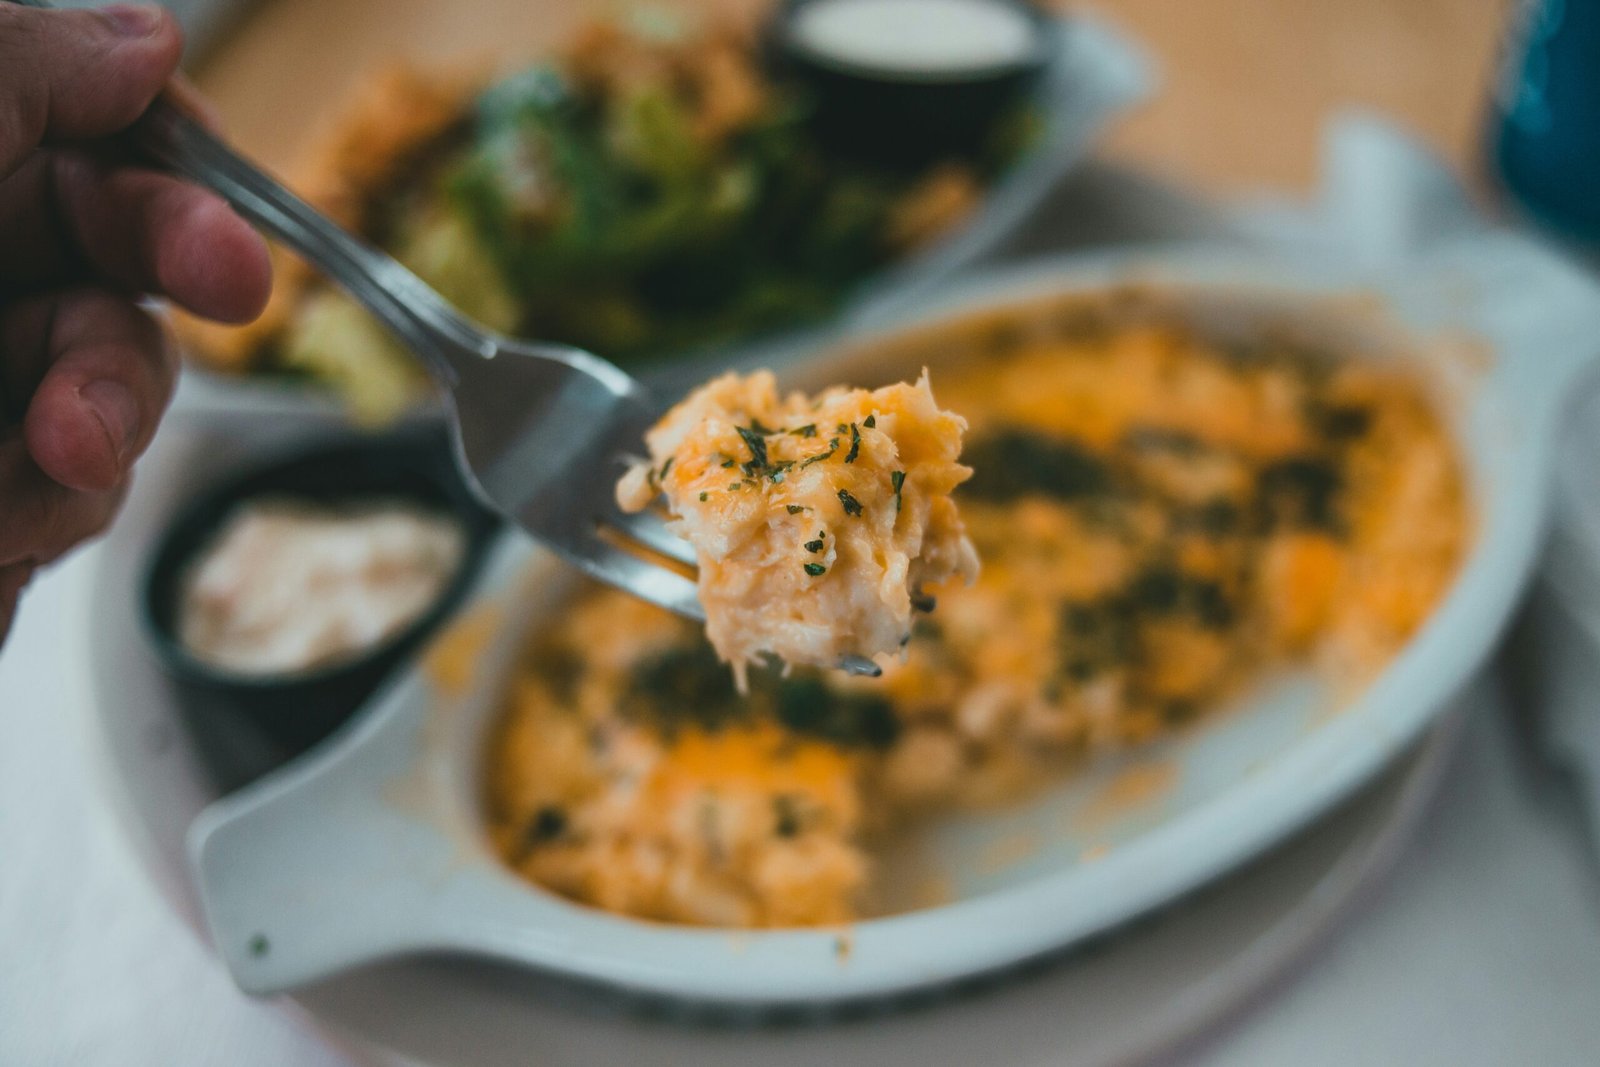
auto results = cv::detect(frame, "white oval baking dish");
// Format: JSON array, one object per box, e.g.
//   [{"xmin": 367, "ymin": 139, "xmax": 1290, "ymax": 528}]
[{"xmin": 187, "ymin": 235, "xmax": 1600, "ymax": 1005}]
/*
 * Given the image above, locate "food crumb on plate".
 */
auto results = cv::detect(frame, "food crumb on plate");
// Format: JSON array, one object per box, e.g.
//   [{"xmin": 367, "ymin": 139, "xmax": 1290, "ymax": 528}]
[{"xmin": 423, "ymin": 601, "xmax": 504, "ymax": 700}]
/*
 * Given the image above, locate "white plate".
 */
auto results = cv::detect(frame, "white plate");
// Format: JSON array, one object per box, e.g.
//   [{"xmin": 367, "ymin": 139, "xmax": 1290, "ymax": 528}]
[
  {"xmin": 158, "ymin": 232, "xmax": 1600, "ymax": 1006},
  {"xmin": 72, "ymin": 470, "xmax": 1463, "ymax": 1061},
  {"xmin": 177, "ymin": 14, "xmax": 1152, "ymax": 415}
]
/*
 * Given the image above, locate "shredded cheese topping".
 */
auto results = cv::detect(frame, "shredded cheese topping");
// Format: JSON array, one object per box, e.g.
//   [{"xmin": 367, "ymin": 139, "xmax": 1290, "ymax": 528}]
[{"xmin": 617, "ymin": 370, "xmax": 979, "ymax": 683}]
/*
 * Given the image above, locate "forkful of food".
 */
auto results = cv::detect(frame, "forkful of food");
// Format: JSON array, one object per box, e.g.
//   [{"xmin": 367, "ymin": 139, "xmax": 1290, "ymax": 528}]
[{"xmin": 12, "ymin": 0, "xmax": 980, "ymax": 679}]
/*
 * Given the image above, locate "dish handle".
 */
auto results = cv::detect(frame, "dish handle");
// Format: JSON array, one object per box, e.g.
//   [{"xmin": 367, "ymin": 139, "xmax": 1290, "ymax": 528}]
[{"xmin": 186, "ymin": 671, "xmax": 490, "ymax": 994}]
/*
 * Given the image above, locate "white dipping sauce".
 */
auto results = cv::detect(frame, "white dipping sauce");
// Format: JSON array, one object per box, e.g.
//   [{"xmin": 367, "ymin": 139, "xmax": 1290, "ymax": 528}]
[
  {"xmin": 178, "ymin": 499, "xmax": 466, "ymax": 677},
  {"xmin": 788, "ymin": 0, "xmax": 1037, "ymax": 75}
]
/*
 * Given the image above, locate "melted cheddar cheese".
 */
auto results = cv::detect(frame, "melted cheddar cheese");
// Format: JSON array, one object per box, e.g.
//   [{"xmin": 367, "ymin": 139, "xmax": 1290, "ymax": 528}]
[
  {"xmin": 487, "ymin": 291, "xmax": 1470, "ymax": 927},
  {"xmin": 617, "ymin": 371, "xmax": 978, "ymax": 683}
]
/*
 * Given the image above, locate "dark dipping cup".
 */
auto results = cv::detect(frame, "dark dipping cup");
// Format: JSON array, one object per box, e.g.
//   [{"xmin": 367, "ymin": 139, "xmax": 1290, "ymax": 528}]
[
  {"xmin": 768, "ymin": 0, "xmax": 1054, "ymax": 169},
  {"xmin": 142, "ymin": 425, "xmax": 501, "ymax": 791}
]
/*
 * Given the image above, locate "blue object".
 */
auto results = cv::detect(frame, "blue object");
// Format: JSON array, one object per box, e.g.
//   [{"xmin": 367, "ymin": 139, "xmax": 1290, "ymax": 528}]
[{"xmin": 1491, "ymin": 0, "xmax": 1600, "ymax": 243}]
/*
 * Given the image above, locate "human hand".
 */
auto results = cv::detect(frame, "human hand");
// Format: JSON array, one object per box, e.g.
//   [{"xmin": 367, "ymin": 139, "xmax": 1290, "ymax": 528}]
[{"xmin": 0, "ymin": 3, "xmax": 270, "ymax": 646}]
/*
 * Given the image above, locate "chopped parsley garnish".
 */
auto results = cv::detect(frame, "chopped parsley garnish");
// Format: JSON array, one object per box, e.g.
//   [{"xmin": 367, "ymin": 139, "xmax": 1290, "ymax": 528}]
[
  {"xmin": 1311, "ymin": 403, "xmax": 1373, "ymax": 441},
  {"xmin": 838, "ymin": 489, "xmax": 863, "ymax": 516},
  {"xmin": 776, "ymin": 677, "xmax": 899, "ymax": 749},
  {"xmin": 767, "ymin": 460, "xmax": 795, "ymax": 484},
  {"xmin": 720, "ymin": 458, "xmax": 735, "ymax": 469},
  {"xmin": 786, "ymin": 504, "xmax": 806, "ymax": 514},
  {"xmin": 749, "ymin": 417, "xmax": 775, "ymax": 435},
  {"xmin": 527, "ymin": 806, "xmax": 567, "ymax": 843},
  {"xmin": 800, "ymin": 437, "xmax": 840, "ymax": 468},
  {"xmin": 1127, "ymin": 567, "xmax": 1235, "ymax": 627},
  {"xmin": 699, "ymin": 491, "xmax": 709, "ymax": 501},
  {"xmin": 1124, "ymin": 426, "xmax": 1204, "ymax": 454},
  {"xmin": 804, "ymin": 562, "xmax": 827, "ymax": 576},
  {"xmin": 804, "ymin": 537, "xmax": 825, "ymax": 553},
  {"xmin": 624, "ymin": 646, "xmax": 740, "ymax": 734},
  {"xmin": 773, "ymin": 795, "xmax": 802, "ymax": 837},
  {"xmin": 891, "ymin": 470, "xmax": 905, "ymax": 511},
  {"xmin": 963, "ymin": 429, "xmax": 1114, "ymax": 502},
  {"xmin": 659, "ymin": 456, "xmax": 674, "ymax": 478},
  {"xmin": 728, "ymin": 482, "xmax": 743, "ymax": 491},
  {"xmin": 844, "ymin": 422, "xmax": 861, "ymax": 464},
  {"xmin": 1256, "ymin": 457, "xmax": 1343, "ymax": 531},
  {"xmin": 836, "ymin": 423, "xmax": 849, "ymax": 433},
  {"xmin": 1056, "ymin": 597, "xmax": 1135, "ymax": 681},
  {"xmin": 620, "ymin": 648, "xmax": 901, "ymax": 749},
  {"xmin": 863, "ymin": 414, "xmax": 876, "ymax": 428},
  {"xmin": 791, "ymin": 423, "xmax": 818, "ymax": 438},
  {"xmin": 736, "ymin": 425, "xmax": 768, "ymax": 472},
  {"xmin": 1179, "ymin": 498, "xmax": 1239, "ymax": 537}
]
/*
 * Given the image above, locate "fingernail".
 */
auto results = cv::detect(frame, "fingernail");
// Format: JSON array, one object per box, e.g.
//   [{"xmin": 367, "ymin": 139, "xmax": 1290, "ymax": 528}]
[
  {"xmin": 79, "ymin": 381, "xmax": 140, "ymax": 462},
  {"xmin": 99, "ymin": 4, "xmax": 165, "ymax": 39}
]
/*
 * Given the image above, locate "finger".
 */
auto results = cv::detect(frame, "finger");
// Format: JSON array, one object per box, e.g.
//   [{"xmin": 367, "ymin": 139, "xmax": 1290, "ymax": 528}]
[
  {"xmin": 0, "ymin": 561, "xmax": 35, "ymax": 647},
  {"xmin": 0, "ymin": 434, "xmax": 124, "ymax": 566},
  {"xmin": 0, "ymin": 3, "xmax": 183, "ymax": 178},
  {"xmin": 0, "ymin": 150, "xmax": 272, "ymax": 322},
  {"xmin": 4, "ymin": 289, "xmax": 176, "ymax": 493},
  {"xmin": 165, "ymin": 73, "xmax": 226, "ymax": 134}
]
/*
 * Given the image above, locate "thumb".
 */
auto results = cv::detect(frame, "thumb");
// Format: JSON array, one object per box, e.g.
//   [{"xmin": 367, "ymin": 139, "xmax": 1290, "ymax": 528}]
[{"xmin": 0, "ymin": 3, "xmax": 184, "ymax": 177}]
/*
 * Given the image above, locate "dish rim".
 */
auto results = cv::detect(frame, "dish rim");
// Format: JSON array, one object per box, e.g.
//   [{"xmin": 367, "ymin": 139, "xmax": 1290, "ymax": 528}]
[{"xmin": 170, "ymin": 12, "xmax": 1151, "ymax": 411}]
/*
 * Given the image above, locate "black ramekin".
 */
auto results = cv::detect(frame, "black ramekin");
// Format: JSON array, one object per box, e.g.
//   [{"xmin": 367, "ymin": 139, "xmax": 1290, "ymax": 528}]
[
  {"xmin": 141, "ymin": 424, "xmax": 501, "ymax": 789},
  {"xmin": 767, "ymin": 0, "xmax": 1055, "ymax": 168}
]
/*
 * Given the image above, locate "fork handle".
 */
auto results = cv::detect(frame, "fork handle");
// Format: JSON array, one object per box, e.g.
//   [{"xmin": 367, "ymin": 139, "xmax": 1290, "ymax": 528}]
[
  {"xmin": 6, "ymin": 0, "xmax": 475, "ymax": 386},
  {"xmin": 132, "ymin": 101, "xmax": 478, "ymax": 384}
]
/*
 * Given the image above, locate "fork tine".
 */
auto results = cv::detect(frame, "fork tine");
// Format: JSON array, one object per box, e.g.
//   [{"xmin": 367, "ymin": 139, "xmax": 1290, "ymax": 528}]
[
  {"xmin": 603, "ymin": 505, "xmax": 699, "ymax": 567},
  {"xmin": 552, "ymin": 529, "xmax": 706, "ymax": 621},
  {"xmin": 839, "ymin": 654, "xmax": 883, "ymax": 678},
  {"xmin": 554, "ymin": 538, "xmax": 884, "ymax": 672}
]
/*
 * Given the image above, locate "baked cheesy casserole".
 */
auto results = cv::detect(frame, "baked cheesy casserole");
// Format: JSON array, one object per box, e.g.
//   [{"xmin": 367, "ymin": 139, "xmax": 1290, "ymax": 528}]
[
  {"xmin": 485, "ymin": 291, "xmax": 1470, "ymax": 927},
  {"xmin": 616, "ymin": 371, "xmax": 978, "ymax": 683}
]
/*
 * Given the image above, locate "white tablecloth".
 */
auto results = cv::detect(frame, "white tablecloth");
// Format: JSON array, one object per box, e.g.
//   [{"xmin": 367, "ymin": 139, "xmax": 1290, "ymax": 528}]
[
  {"xmin": 4, "ymin": 550, "xmax": 1600, "ymax": 1066},
  {"xmin": 5, "ymin": 154, "xmax": 1600, "ymax": 1065}
]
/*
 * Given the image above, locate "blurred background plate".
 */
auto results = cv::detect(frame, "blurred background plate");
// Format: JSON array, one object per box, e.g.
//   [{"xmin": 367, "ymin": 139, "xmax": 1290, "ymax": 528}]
[{"xmin": 163, "ymin": 2, "xmax": 1151, "ymax": 416}]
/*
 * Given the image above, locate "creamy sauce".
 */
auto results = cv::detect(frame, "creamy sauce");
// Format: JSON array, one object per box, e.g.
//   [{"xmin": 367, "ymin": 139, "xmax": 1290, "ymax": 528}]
[
  {"xmin": 788, "ymin": 0, "xmax": 1038, "ymax": 75},
  {"xmin": 178, "ymin": 499, "xmax": 465, "ymax": 676}
]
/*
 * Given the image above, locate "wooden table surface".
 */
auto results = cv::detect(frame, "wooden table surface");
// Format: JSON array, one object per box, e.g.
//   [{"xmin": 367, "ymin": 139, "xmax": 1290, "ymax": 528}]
[{"xmin": 193, "ymin": 0, "xmax": 1511, "ymax": 197}]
